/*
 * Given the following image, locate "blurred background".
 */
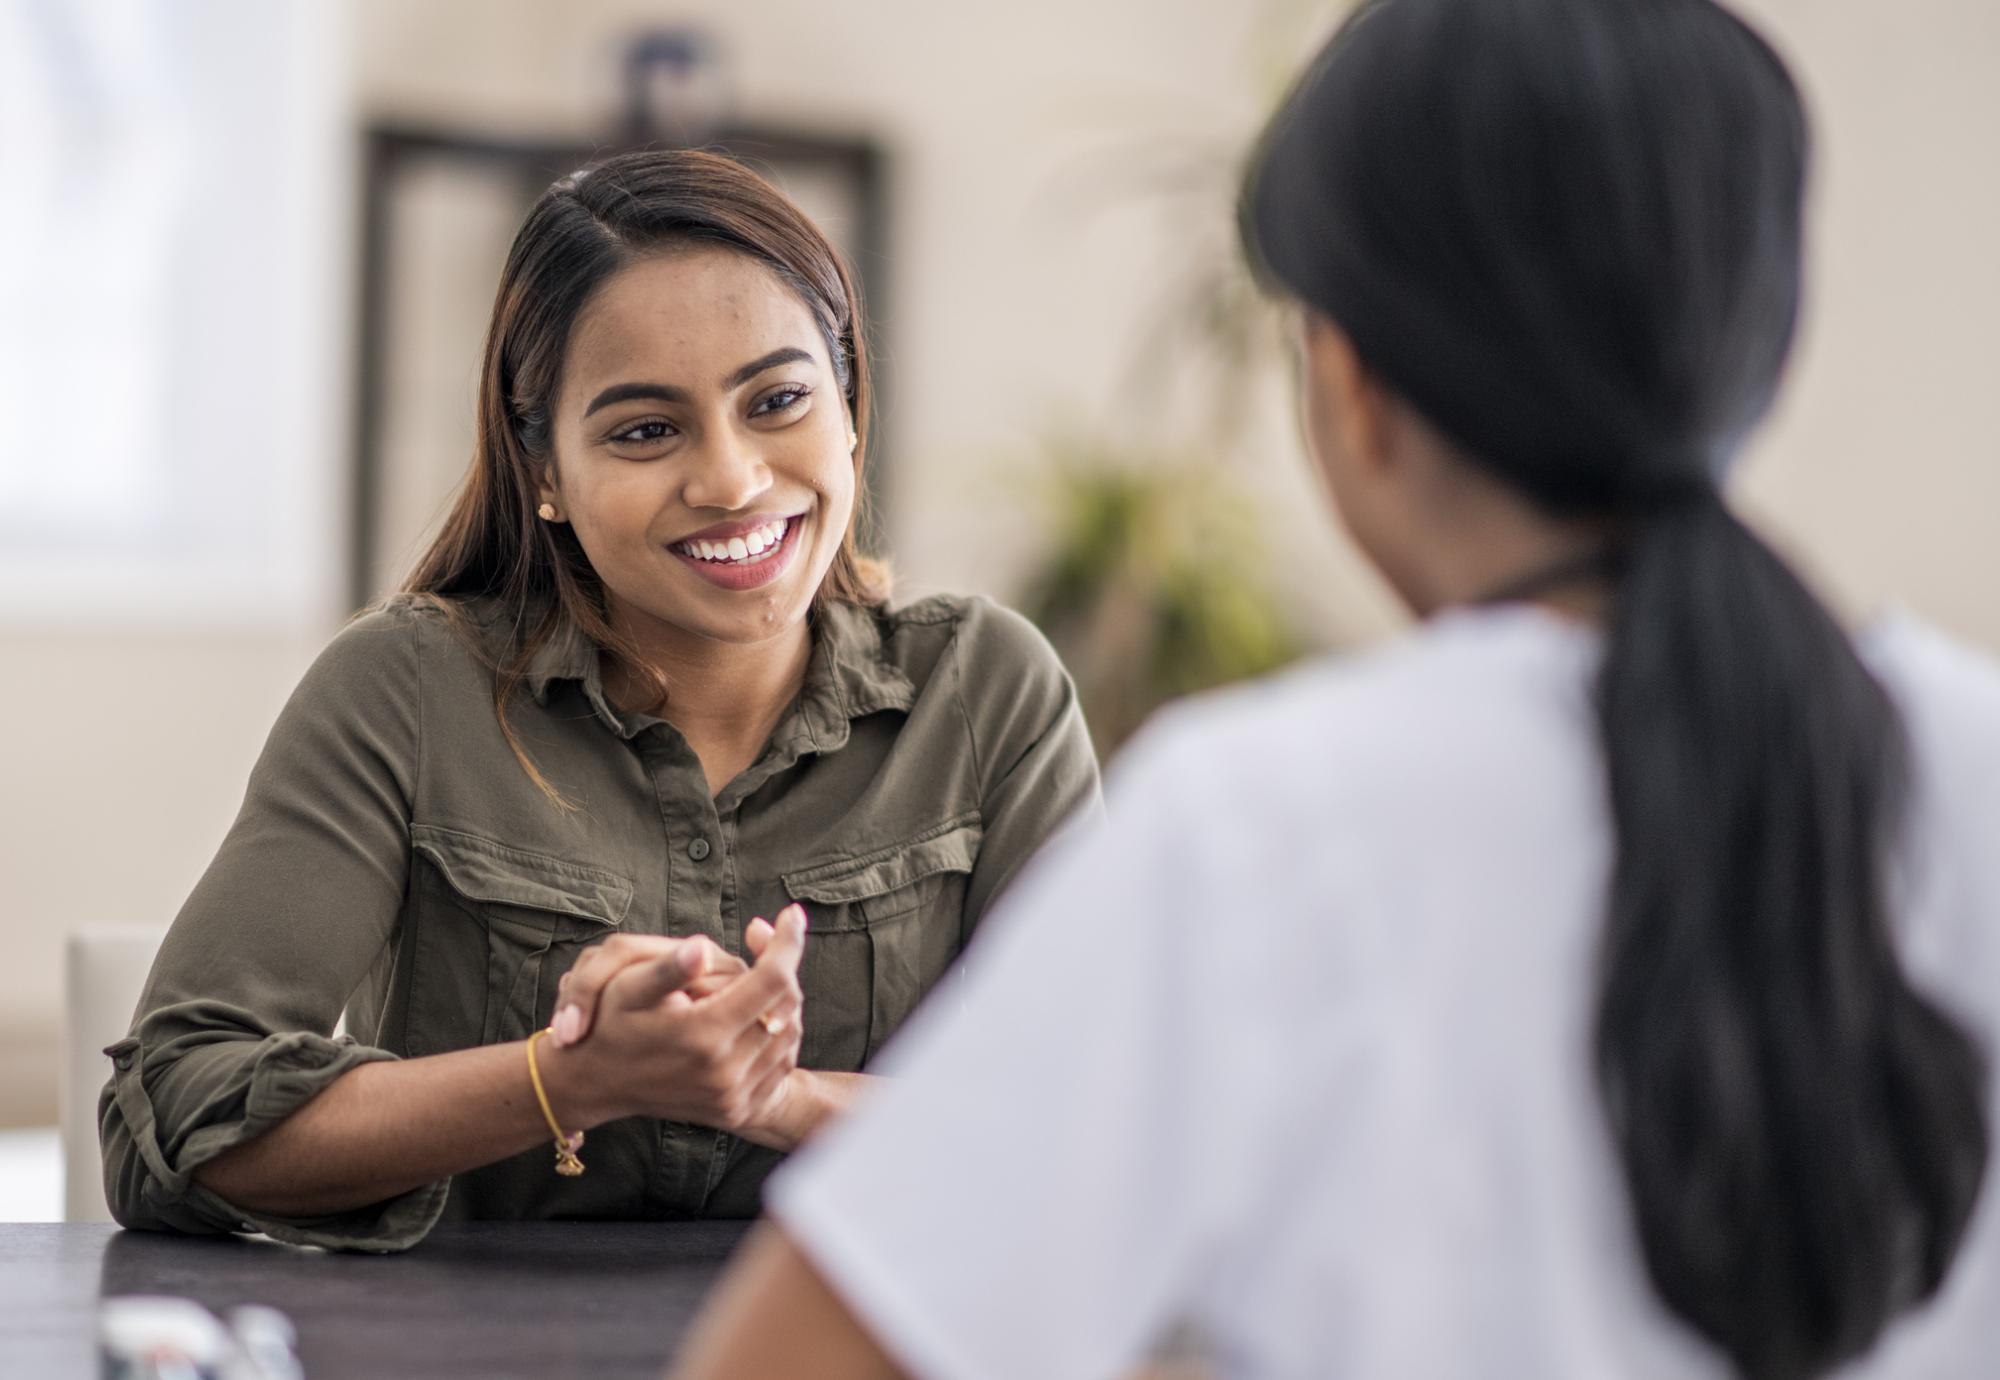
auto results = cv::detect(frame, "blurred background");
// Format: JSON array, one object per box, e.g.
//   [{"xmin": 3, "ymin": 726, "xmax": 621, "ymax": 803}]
[{"xmin": 0, "ymin": 0, "xmax": 1994, "ymax": 1214}]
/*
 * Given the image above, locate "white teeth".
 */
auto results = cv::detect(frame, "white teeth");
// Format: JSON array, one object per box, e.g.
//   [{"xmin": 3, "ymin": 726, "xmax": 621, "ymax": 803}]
[{"xmin": 678, "ymin": 518, "xmax": 791, "ymax": 564}]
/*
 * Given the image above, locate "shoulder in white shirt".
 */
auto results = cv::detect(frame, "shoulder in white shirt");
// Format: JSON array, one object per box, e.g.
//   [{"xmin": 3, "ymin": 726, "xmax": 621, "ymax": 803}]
[{"xmin": 770, "ymin": 605, "xmax": 2000, "ymax": 1380}]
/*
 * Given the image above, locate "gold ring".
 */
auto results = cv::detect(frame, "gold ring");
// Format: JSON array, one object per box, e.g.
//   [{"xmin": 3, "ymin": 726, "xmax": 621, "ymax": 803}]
[{"xmin": 758, "ymin": 1011, "xmax": 786, "ymax": 1036}]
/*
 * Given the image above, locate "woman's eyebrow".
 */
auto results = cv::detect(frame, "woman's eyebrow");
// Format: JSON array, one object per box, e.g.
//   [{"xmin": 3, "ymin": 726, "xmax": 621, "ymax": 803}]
[
  {"xmin": 581, "ymin": 347, "xmax": 816, "ymax": 419},
  {"xmin": 722, "ymin": 346, "xmax": 814, "ymax": 390},
  {"xmin": 583, "ymin": 381, "xmax": 689, "ymax": 417}
]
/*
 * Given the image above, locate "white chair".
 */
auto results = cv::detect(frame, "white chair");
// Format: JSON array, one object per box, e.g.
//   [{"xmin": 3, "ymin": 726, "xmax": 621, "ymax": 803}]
[{"xmin": 62, "ymin": 927, "xmax": 167, "ymax": 1222}]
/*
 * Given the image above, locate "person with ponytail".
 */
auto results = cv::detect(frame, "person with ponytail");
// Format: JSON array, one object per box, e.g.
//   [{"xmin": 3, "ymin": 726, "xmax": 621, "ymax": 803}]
[
  {"xmin": 100, "ymin": 150, "xmax": 1098, "ymax": 1250},
  {"xmin": 671, "ymin": 2, "xmax": 1998, "ymax": 1376}
]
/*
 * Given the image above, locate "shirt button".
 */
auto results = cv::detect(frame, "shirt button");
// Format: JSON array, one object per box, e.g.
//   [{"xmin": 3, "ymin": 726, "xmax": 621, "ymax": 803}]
[{"xmin": 687, "ymin": 838, "xmax": 711, "ymax": 862}]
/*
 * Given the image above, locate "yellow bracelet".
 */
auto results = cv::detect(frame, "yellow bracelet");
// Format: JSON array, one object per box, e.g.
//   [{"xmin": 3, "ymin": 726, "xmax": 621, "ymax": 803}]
[{"xmin": 525, "ymin": 1027, "xmax": 586, "ymax": 1177}]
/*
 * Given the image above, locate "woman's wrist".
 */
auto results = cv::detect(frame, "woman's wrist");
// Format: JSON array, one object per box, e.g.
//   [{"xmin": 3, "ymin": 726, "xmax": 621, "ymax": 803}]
[
  {"xmin": 735, "ymin": 1069, "xmax": 824, "ymax": 1152},
  {"xmin": 531, "ymin": 1034, "xmax": 621, "ymax": 1131},
  {"xmin": 739, "ymin": 1069, "xmax": 877, "ymax": 1152}
]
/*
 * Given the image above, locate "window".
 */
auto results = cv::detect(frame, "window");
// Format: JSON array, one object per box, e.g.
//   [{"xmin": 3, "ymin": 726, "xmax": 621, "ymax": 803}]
[{"xmin": 0, "ymin": 0, "xmax": 345, "ymax": 626}]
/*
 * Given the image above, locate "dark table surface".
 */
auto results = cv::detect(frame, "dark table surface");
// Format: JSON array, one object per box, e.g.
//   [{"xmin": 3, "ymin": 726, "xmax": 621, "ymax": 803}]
[{"xmin": 0, "ymin": 1220, "xmax": 754, "ymax": 1378}]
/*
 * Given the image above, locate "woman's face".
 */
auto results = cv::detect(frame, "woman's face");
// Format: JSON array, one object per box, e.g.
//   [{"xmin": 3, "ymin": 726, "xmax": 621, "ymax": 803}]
[{"xmin": 539, "ymin": 247, "xmax": 855, "ymax": 650}]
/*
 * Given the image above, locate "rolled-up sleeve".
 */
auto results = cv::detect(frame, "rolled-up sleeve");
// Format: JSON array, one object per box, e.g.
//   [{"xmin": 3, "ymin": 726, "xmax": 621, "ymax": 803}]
[{"xmin": 98, "ymin": 603, "xmax": 448, "ymax": 1251}]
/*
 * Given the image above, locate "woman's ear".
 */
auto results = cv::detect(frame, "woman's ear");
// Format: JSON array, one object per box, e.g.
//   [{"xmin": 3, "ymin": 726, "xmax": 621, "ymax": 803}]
[
  {"xmin": 531, "ymin": 463, "xmax": 571, "ymax": 525},
  {"xmin": 1302, "ymin": 311, "xmax": 1393, "ymax": 479}
]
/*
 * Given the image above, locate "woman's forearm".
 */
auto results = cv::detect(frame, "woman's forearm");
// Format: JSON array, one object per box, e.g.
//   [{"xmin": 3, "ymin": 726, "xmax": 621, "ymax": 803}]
[
  {"xmin": 196, "ymin": 933, "xmax": 827, "ymax": 1220},
  {"xmin": 192, "ymin": 1036, "xmax": 603, "ymax": 1219}
]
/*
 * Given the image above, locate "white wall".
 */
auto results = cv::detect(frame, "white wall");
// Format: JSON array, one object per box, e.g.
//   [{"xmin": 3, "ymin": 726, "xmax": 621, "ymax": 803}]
[
  {"xmin": 1, "ymin": 0, "xmax": 1994, "ymax": 1126},
  {"xmin": 1733, "ymin": 0, "xmax": 2000, "ymax": 646},
  {"xmin": 0, "ymin": 631, "xmax": 322, "ymax": 1123}
]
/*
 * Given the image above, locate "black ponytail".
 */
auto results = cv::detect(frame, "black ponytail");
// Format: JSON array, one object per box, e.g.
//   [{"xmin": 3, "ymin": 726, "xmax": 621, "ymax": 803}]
[
  {"xmin": 1598, "ymin": 495, "xmax": 1986, "ymax": 1377},
  {"xmin": 1243, "ymin": 1, "xmax": 1988, "ymax": 1374}
]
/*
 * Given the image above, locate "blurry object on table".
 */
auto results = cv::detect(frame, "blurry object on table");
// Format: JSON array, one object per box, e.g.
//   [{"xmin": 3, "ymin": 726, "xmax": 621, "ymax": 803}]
[{"xmin": 100, "ymin": 1296, "xmax": 300, "ymax": 1380}]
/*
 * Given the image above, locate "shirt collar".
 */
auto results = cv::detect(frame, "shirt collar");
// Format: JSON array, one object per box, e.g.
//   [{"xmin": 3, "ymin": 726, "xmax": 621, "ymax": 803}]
[
  {"xmin": 522, "ymin": 599, "xmax": 917, "ymax": 747},
  {"xmin": 523, "ymin": 614, "xmax": 598, "ymax": 707}
]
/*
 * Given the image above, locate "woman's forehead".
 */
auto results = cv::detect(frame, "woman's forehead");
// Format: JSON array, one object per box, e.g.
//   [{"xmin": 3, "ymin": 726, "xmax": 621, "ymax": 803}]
[{"xmin": 564, "ymin": 247, "xmax": 827, "ymax": 394}]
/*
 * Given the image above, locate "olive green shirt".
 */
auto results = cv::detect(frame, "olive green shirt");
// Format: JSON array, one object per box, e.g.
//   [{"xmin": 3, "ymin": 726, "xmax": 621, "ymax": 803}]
[{"xmin": 100, "ymin": 592, "xmax": 1099, "ymax": 1251}]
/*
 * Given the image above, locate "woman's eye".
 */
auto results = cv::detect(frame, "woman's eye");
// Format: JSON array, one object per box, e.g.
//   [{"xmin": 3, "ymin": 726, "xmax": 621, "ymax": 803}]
[
  {"xmin": 610, "ymin": 419, "xmax": 675, "ymax": 445},
  {"xmin": 753, "ymin": 387, "xmax": 809, "ymax": 417}
]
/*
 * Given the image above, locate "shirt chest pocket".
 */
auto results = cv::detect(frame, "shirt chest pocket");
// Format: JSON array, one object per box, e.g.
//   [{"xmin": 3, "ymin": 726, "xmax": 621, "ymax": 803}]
[
  {"xmin": 409, "ymin": 825, "xmax": 634, "ymax": 1052},
  {"xmin": 780, "ymin": 815, "xmax": 983, "ymax": 1072}
]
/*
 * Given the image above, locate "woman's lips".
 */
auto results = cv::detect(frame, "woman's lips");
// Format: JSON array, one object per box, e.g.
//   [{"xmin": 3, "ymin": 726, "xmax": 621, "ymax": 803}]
[{"xmin": 666, "ymin": 514, "xmax": 805, "ymax": 592}]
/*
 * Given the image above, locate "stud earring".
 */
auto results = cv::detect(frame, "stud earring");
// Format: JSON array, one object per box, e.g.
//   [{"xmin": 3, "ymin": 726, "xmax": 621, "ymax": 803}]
[
  {"xmin": 848, "ymin": 430, "xmax": 860, "ymax": 452},
  {"xmin": 537, "ymin": 503, "xmax": 558, "ymax": 521}
]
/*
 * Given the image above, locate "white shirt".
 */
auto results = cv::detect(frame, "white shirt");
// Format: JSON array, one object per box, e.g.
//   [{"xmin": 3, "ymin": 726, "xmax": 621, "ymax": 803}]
[{"xmin": 769, "ymin": 605, "xmax": 2000, "ymax": 1380}]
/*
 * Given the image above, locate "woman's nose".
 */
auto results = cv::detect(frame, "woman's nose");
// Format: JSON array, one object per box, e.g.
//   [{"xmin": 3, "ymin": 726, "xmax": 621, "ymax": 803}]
[{"xmin": 679, "ymin": 425, "xmax": 774, "ymax": 513}]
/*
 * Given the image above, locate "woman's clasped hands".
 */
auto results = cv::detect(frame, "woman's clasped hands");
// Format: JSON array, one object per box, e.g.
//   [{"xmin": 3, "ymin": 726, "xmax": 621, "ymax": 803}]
[{"xmin": 539, "ymin": 905, "xmax": 812, "ymax": 1150}]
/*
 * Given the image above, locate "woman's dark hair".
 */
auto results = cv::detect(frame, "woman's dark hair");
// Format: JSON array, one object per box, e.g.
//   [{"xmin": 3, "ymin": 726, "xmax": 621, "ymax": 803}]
[
  {"xmin": 405, "ymin": 149, "xmax": 889, "ymax": 803},
  {"xmin": 1243, "ymin": 1, "xmax": 1987, "ymax": 1375}
]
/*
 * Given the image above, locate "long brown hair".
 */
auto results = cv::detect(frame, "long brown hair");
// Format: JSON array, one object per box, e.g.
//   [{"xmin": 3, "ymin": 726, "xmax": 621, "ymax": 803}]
[{"xmin": 404, "ymin": 149, "xmax": 889, "ymax": 803}]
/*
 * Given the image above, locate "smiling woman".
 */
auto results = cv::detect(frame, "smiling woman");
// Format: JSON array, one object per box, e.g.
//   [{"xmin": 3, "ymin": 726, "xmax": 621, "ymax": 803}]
[
  {"xmin": 539, "ymin": 252, "xmax": 854, "ymax": 673},
  {"xmin": 97, "ymin": 150, "xmax": 1101, "ymax": 1250}
]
